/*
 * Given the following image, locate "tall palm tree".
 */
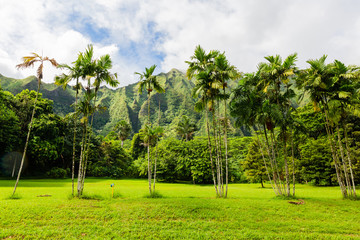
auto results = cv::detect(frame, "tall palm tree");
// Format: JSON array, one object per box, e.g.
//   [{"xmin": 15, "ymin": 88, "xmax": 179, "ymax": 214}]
[
  {"xmin": 258, "ymin": 53, "xmax": 298, "ymax": 197},
  {"xmin": 13, "ymin": 53, "xmax": 58, "ymax": 195},
  {"xmin": 55, "ymin": 53, "xmax": 83, "ymax": 197},
  {"xmin": 135, "ymin": 65, "xmax": 165, "ymax": 194},
  {"xmin": 82, "ymin": 51, "xmax": 118, "ymax": 189},
  {"xmin": 114, "ymin": 120, "xmax": 132, "ymax": 147},
  {"xmin": 176, "ymin": 115, "xmax": 198, "ymax": 141},
  {"xmin": 213, "ymin": 52, "xmax": 239, "ymax": 197},
  {"xmin": 186, "ymin": 46, "xmax": 221, "ymax": 196},
  {"xmin": 139, "ymin": 124, "xmax": 164, "ymax": 194}
]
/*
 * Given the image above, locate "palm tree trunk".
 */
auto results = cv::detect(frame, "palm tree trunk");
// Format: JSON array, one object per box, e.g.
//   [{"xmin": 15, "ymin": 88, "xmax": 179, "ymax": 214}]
[
  {"xmin": 147, "ymin": 91, "xmax": 152, "ymax": 194},
  {"xmin": 212, "ymin": 110, "xmax": 222, "ymax": 197},
  {"xmin": 269, "ymin": 129, "xmax": 284, "ymax": 195},
  {"xmin": 71, "ymin": 89, "xmax": 78, "ymax": 197},
  {"xmin": 153, "ymin": 143, "xmax": 158, "ymax": 192},
  {"xmin": 206, "ymin": 108, "xmax": 218, "ymax": 196},
  {"xmin": 153, "ymin": 99, "xmax": 161, "ymax": 192},
  {"xmin": 77, "ymin": 119, "xmax": 87, "ymax": 196},
  {"xmin": 216, "ymin": 105, "xmax": 224, "ymax": 196},
  {"xmin": 254, "ymin": 128, "xmax": 277, "ymax": 195},
  {"xmin": 335, "ymin": 125, "xmax": 351, "ymax": 194},
  {"xmin": 323, "ymin": 109, "xmax": 347, "ymax": 197},
  {"xmin": 81, "ymin": 93, "xmax": 98, "ymax": 194},
  {"xmin": 290, "ymin": 129, "xmax": 296, "ymax": 197},
  {"xmin": 283, "ymin": 134, "xmax": 290, "ymax": 197},
  {"xmin": 13, "ymin": 80, "xmax": 41, "ymax": 195},
  {"xmin": 148, "ymin": 144, "xmax": 152, "ymax": 194},
  {"xmin": 223, "ymin": 90, "xmax": 229, "ymax": 198},
  {"xmin": 343, "ymin": 123, "xmax": 356, "ymax": 198},
  {"xmin": 148, "ymin": 91, "xmax": 151, "ymax": 124},
  {"xmin": 263, "ymin": 126, "xmax": 282, "ymax": 195}
]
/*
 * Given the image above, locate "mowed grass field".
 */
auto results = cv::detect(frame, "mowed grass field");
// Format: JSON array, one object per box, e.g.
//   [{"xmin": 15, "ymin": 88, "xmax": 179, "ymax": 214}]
[{"xmin": 0, "ymin": 179, "xmax": 359, "ymax": 239}]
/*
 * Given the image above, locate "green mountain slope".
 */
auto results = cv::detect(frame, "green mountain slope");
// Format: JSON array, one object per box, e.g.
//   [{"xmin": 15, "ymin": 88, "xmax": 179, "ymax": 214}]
[{"xmin": 0, "ymin": 70, "xmax": 246, "ymax": 137}]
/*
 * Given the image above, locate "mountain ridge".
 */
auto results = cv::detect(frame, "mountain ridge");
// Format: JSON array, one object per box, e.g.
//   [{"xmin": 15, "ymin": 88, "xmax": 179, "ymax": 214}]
[{"xmin": 0, "ymin": 69, "xmax": 246, "ymax": 137}]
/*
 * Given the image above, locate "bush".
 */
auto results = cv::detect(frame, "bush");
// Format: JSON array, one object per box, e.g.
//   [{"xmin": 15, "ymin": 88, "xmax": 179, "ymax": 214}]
[{"xmin": 46, "ymin": 167, "xmax": 68, "ymax": 179}]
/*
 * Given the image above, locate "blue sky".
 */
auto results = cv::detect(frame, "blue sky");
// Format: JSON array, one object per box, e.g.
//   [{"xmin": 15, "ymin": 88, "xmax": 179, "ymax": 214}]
[{"xmin": 1, "ymin": 0, "xmax": 360, "ymax": 87}]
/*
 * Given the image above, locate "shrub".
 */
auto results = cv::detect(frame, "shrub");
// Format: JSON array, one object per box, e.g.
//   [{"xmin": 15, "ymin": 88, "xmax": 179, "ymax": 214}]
[{"xmin": 46, "ymin": 167, "xmax": 68, "ymax": 179}]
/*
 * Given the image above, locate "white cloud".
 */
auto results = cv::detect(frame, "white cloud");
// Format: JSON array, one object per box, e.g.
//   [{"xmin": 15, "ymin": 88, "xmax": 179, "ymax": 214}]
[{"xmin": 1, "ymin": 0, "xmax": 360, "ymax": 87}]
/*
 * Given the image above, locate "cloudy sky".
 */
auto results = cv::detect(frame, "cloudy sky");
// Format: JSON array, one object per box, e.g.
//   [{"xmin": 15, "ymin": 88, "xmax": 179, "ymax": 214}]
[{"xmin": 1, "ymin": 0, "xmax": 360, "ymax": 87}]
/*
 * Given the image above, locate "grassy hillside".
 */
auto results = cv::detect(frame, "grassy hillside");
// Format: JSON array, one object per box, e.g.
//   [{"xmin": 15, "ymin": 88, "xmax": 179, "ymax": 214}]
[{"xmin": 0, "ymin": 70, "xmax": 246, "ymax": 137}]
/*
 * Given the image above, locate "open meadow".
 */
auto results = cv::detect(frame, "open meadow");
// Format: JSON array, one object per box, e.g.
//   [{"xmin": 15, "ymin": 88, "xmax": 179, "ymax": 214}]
[{"xmin": 0, "ymin": 179, "xmax": 359, "ymax": 239}]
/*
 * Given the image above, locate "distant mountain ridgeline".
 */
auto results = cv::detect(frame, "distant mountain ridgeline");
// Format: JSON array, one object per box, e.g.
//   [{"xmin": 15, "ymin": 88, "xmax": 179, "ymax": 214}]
[{"xmin": 0, "ymin": 69, "xmax": 247, "ymax": 137}]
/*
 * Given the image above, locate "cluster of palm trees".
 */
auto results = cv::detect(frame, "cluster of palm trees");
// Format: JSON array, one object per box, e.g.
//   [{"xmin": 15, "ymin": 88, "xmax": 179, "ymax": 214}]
[
  {"xmin": 54, "ymin": 45, "xmax": 118, "ymax": 197},
  {"xmin": 230, "ymin": 54, "xmax": 298, "ymax": 197},
  {"xmin": 186, "ymin": 45, "xmax": 239, "ymax": 198},
  {"xmin": 297, "ymin": 56, "xmax": 359, "ymax": 199},
  {"xmin": 230, "ymin": 53, "xmax": 359, "ymax": 199}
]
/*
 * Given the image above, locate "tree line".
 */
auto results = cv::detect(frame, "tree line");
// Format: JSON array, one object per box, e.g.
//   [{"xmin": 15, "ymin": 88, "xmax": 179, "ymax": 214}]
[{"xmin": 0, "ymin": 45, "xmax": 359, "ymax": 199}]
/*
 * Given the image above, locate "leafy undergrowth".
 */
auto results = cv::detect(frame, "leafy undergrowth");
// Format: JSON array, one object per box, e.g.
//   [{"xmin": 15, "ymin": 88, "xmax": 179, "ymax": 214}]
[{"xmin": 0, "ymin": 179, "xmax": 359, "ymax": 239}]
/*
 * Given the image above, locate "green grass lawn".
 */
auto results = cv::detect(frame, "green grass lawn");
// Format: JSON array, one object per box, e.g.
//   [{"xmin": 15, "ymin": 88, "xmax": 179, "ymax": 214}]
[{"xmin": 0, "ymin": 179, "xmax": 359, "ymax": 239}]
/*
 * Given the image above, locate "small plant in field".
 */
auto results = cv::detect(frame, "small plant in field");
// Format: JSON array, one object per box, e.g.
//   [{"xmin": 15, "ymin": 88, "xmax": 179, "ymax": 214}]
[{"xmin": 144, "ymin": 191, "xmax": 164, "ymax": 198}]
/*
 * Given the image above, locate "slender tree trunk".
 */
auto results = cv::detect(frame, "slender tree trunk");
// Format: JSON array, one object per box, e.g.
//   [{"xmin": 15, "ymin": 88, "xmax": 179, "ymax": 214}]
[
  {"xmin": 336, "ymin": 125, "xmax": 351, "ymax": 194},
  {"xmin": 147, "ymin": 91, "xmax": 152, "ymax": 194},
  {"xmin": 323, "ymin": 109, "xmax": 347, "ymax": 197},
  {"xmin": 263, "ymin": 126, "xmax": 281, "ymax": 195},
  {"xmin": 216, "ymin": 104, "xmax": 224, "ymax": 196},
  {"xmin": 254, "ymin": 128, "xmax": 277, "ymax": 195},
  {"xmin": 153, "ymin": 98, "xmax": 161, "ymax": 192},
  {"xmin": 290, "ymin": 129, "xmax": 296, "ymax": 197},
  {"xmin": 283, "ymin": 134, "xmax": 290, "ymax": 197},
  {"xmin": 206, "ymin": 108, "xmax": 218, "ymax": 196},
  {"xmin": 77, "ymin": 119, "xmax": 88, "ymax": 196},
  {"xmin": 153, "ymin": 143, "xmax": 158, "ymax": 192},
  {"xmin": 212, "ymin": 110, "xmax": 222, "ymax": 197},
  {"xmin": 223, "ymin": 91, "xmax": 229, "ymax": 198},
  {"xmin": 81, "ymin": 92, "xmax": 98, "ymax": 194},
  {"xmin": 71, "ymin": 89, "xmax": 78, "ymax": 197},
  {"xmin": 148, "ymin": 144, "xmax": 152, "ymax": 194},
  {"xmin": 343, "ymin": 123, "xmax": 357, "ymax": 198},
  {"xmin": 13, "ymin": 80, "xmax": 41, "ymax": 195}
]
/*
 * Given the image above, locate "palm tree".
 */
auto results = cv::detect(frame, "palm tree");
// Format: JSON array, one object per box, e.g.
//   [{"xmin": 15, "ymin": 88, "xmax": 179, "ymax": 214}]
[
  {"xmin": 258, "ymin": 53, "xmax": 298, "ymax": 197},
  {"xmin": 186, "ymin": 45, "xmax": 224, "ymax": 197},
  {"xmin": 213, "ymin": 52, "xmax": 240, "ymax": 197},
  {"xmin": 136, "ymin": 65, "xmax": 165, "ymax": 124},
  {"xmin": 81, "ymin": 51, "xmax": 118, "ymax": 190},
  {"xmin": 114, "ymin": 120, "xmax": 132, "ymax": 147},
  {"xmin": 139, "ymin": 124, "xmax": 164, "ymax": 194},
  {"xmin": 13, "ymin": 53, "xmax": 58, "ymax": 195},
  {"xmin": 55, "ymin": 53, "xmax": 83, "ymax": 197},
  {"xmin": 296, "ymin": 55, "xmax": 360, "ymax": 198},
  {"xmin": 176, "ymin": 115, "xmax": 198, "ymax": 141},
  {"xmin": 135, "ymin": 65, "xmax": 165, "ymax": 194}
]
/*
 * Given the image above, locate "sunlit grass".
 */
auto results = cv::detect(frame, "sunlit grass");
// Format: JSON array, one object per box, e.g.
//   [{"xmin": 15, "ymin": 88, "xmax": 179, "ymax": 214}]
[{"xmin": 0, "ymin": 178, "xmax": 359, "ymax": 239}]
